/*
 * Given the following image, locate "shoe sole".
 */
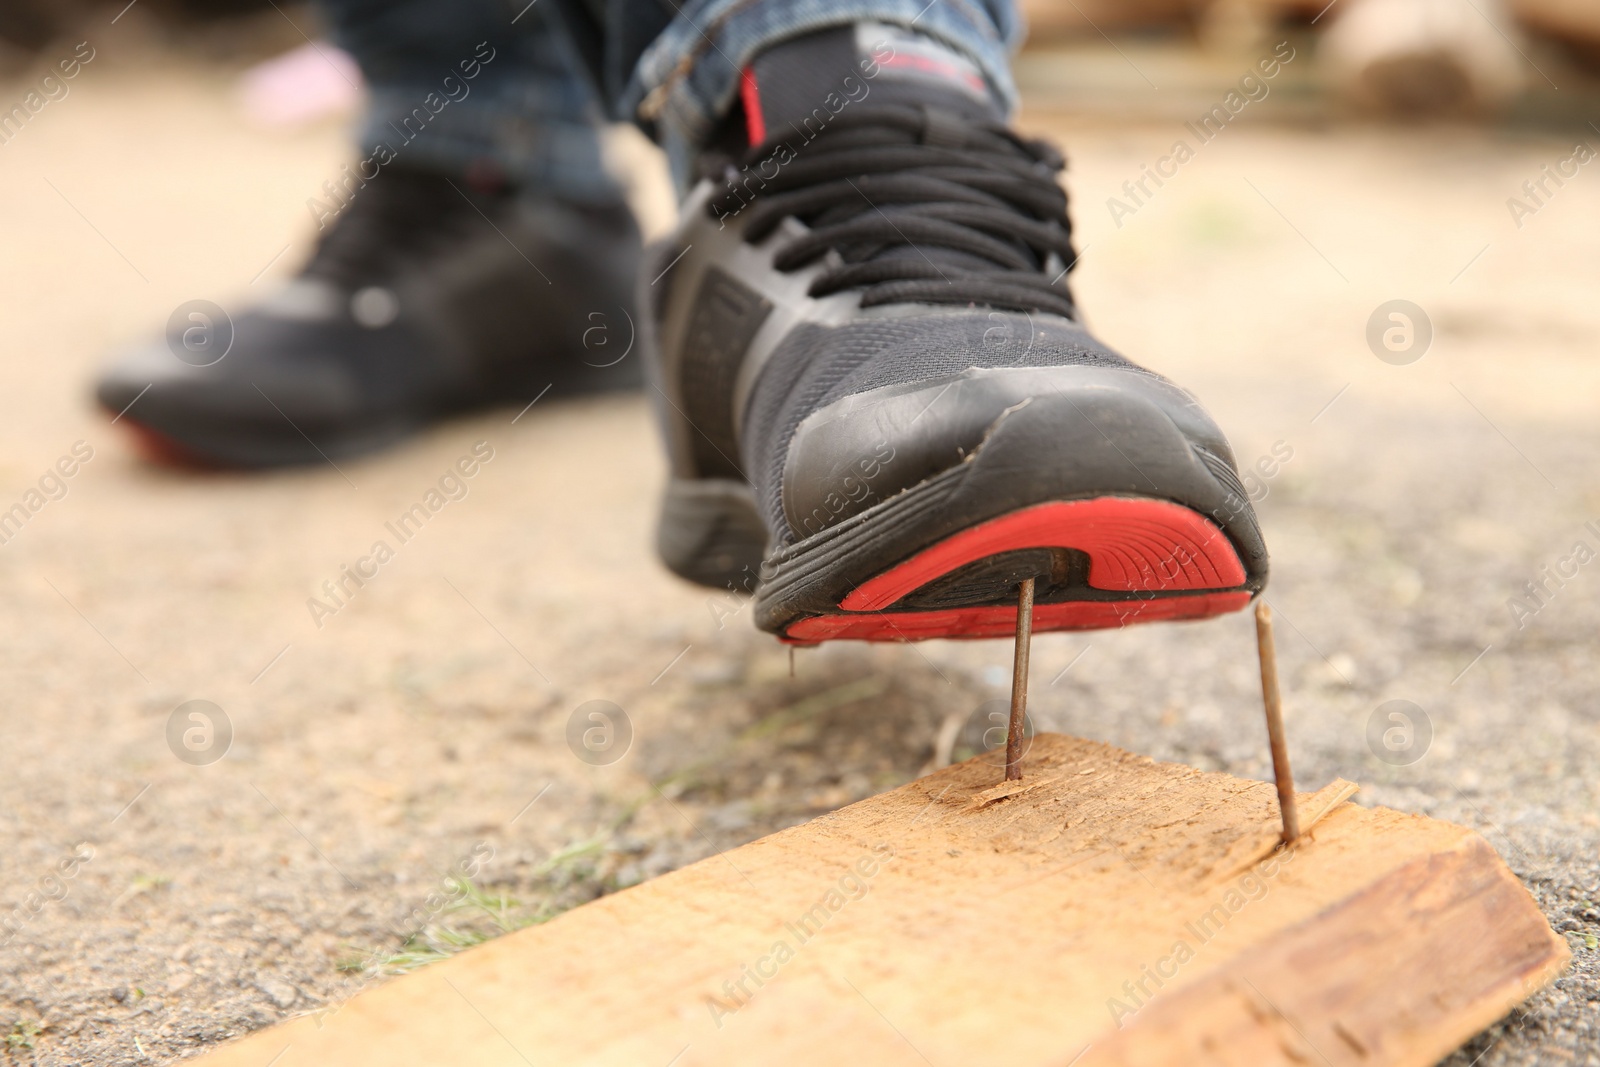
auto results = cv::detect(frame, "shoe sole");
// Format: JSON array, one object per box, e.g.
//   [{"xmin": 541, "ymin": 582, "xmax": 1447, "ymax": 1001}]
[
  {"xmin": 108, "ymin": 411, "xmax": 423, "ymax": 469},
  {"xmin": 780, "ymin": 496, "xmax": 1251, "ymax": 642},
  {"xmin": 102, "ymin": 364, "xmax": 642, "ymax": 470}
]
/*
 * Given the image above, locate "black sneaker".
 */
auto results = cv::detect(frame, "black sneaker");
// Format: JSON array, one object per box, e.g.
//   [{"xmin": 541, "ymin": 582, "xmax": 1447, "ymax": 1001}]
[
  {"xmin": 648, "ymin": 24, "xmax": 1268, "ymax": 642},
  {"xmin": 95, "ymin": 166, "xmax": 641, "ymax": 467}
]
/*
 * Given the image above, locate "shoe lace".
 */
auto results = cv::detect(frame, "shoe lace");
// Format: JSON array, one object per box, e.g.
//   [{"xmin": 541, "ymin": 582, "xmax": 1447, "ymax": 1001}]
[
  {"xmin": 705, "ymin": 104, "xmax": 1079, "ymax": 319},
  {"xmin": 304, "ymin": 168, "xmax": 498, "ymax": 289}
]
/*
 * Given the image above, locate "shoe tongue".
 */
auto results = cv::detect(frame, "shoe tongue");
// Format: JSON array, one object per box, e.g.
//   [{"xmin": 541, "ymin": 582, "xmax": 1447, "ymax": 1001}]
[{"xmin": 741, "ymin": 22, "xmax": 1001, "ymax": 146}]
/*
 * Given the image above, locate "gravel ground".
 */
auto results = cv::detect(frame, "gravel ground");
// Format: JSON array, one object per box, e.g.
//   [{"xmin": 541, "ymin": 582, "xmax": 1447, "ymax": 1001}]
[{"xmin": 0, "ymin": 27, "xmax": 1597, "ymax": 1067}]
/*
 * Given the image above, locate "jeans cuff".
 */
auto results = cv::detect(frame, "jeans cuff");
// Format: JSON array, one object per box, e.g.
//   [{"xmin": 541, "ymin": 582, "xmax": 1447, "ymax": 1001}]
[{"xmin": 629, "ymin": 0, "xmax": 1023, "ymax": 152}]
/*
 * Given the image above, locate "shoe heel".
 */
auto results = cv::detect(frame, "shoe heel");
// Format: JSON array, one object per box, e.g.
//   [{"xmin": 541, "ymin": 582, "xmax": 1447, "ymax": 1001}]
[{"xmin": 655, "ymin": 478, "xmax": 768, "ymax": 590}]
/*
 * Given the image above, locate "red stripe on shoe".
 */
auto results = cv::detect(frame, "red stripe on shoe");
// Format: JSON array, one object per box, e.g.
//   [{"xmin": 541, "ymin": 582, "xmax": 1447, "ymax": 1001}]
[
  {"xmin": 115, "ymin": 419, "xmax": 220, "ymax": 470},
  {"xmin": 840, "ymin": 498, "xmax": 1246, "ymax": 613},
  {"xmin": 740, "ymin": 67, "xmax": 766, "ymax": 145},
  {"xmin": 785, "ymin": 591, "xmax": 1253, "ymax": 643}
]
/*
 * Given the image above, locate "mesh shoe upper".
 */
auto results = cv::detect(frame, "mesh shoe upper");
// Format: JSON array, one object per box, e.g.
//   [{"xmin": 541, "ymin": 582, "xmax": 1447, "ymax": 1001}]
[{"xmin": 741, "ymin": 312, "xmax": 1168, "ymax": 545}]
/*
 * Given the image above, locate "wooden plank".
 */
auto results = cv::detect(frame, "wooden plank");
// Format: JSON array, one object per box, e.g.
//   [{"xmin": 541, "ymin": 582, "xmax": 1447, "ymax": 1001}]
[{"xmin": 189, "ymin": 734, "xmax": 1567, "ymax": 1067}]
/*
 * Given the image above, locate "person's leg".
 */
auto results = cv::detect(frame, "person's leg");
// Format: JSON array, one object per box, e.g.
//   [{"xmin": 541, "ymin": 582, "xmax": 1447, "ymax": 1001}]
[
  {"xmin": 95, "ymin": 0, "xmax": 642, "ymax": 468},
  {"xmin": 321, "ymin": 0, "xmax": 612, "ymax": 198},
  {"xmin": 588, "ymin": 1, "xmax": 1270, "ymax": 643}
]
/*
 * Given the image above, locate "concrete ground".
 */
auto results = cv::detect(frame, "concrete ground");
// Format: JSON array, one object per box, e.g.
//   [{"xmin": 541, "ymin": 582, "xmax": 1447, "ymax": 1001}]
[{"xmin": 0, "ymin": 21, "xmax": 1597, "ymax": 1067}]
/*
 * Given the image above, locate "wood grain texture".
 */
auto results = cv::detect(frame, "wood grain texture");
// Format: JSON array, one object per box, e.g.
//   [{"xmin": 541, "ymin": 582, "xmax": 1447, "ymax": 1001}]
[{"xmin": 188, "ymin": 734, "xmax": 1568, "ymax": 1067}]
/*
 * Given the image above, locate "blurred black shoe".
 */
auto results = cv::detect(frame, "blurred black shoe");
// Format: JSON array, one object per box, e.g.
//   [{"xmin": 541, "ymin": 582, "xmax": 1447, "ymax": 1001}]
[{"xmin": 96, "ymin": 166, "xmax": 641, "ymax": 467}]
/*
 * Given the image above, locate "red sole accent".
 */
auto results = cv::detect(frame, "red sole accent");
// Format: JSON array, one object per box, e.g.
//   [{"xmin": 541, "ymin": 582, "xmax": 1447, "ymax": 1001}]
[
  {"xmin": 113, "ymin": 417, "xmax": 222, "ymax": 470},
  {"xmin": 789, "ymin": 497, "xmax": 1251, "ymax": 643},
  {"xmin": 842, "ymin": 498, "xmax": 1246, "ymax": 612},
  {"xmin": 786, "ymin": 591, "xmax": 1252, "ymax": 642}
]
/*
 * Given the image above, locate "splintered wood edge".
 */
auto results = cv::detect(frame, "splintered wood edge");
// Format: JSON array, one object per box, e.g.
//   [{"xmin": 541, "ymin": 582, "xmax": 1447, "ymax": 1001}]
[
  {"xmin": 1298, "ymin": 778, "xmax": 1361, "ymax": 832},
  {"xmin": 1203, "ymin": 778, "xmax": 1360, "ymax": 888},
  {"xmin": 1082, "ymin": 833, "xmax": 1571, "ymax": 1067}
]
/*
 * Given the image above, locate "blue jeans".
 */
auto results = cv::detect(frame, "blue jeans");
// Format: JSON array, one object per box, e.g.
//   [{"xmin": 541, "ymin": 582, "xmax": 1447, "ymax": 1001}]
[{"xmin": 319, "ymin": 0, "xmax": 1023, "ymax": 196}]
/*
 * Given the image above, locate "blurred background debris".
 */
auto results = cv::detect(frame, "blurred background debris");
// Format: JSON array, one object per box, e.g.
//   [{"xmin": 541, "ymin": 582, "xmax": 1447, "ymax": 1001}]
[
  {"xmin": 1016, "ymin": 0, "xmax": 1600, "ymax": 122},
  {"xmin": 5, "ymin": 0, "xmax": 1600, "ymax": 124}
]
